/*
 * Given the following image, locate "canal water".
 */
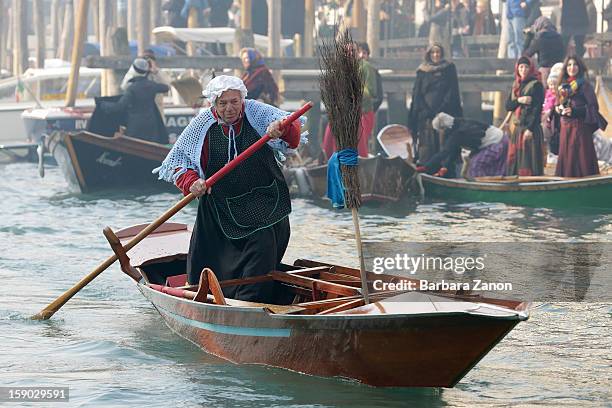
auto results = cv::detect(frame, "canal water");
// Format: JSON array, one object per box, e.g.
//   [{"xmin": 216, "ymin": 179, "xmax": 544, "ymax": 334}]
[{"xmin": 0, "ymin": 161, "xmax": 610, "ymax": 407}]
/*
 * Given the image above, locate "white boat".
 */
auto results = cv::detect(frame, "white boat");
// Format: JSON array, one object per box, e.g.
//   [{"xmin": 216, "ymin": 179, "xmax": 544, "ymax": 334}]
[
  {"xmin": 22, "ymin": 104, "xmax": 197, "ymax": 146},
  {"xmin": 0, "ymin": 63, "xmax": 100, "ymax": 143},
  {"xmin": 152, "ymin": 26, "xmax": 294, "ymax": 52}
]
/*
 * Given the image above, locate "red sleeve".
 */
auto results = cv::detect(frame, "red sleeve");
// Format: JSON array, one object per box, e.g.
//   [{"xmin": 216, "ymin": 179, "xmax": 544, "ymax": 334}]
[
  {"xmin": 175, "ymin": 169, "xmax": 199, "ymax": 196},
  {"xmin": 174, "ymin": 138, "xmax": 210, "ymax": 196},
  {"xmin": 280, "ymin": 119, "xmax": 301, "ymax": 149}
]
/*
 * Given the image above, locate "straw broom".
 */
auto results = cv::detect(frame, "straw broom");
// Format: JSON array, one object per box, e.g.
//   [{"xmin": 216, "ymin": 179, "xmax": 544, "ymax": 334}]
[{"xmin": 319, "ymin": 31, "xmax": 370, "ymax": 304}]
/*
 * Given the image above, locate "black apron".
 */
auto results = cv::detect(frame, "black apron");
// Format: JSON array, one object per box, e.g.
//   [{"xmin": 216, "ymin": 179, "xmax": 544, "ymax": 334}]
[{"xmin": 186, "ymin": 118, "xmax": 291, "ymax": 303}]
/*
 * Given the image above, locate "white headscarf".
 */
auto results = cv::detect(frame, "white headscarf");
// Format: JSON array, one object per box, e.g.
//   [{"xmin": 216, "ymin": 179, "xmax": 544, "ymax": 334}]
[{"xmin": 203, "ymin": 75, "xmax": 248, "ymax": 105}]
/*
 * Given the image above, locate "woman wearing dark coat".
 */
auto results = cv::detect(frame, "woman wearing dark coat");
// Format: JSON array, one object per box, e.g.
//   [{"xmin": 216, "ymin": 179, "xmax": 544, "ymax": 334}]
[
  {"xmin": 554, "ymin": 55, "xmax": 607, "ymax": 177},
  {"xmin": 523, "ymin": 16, "xmax": 565, "ymax": 84},
  {"xmin": 505, "ymin": 56, "xmax": 545, "ymax": 176},
  {"xmin": 102, "ymin": 58, "xmax": 169, "ymax": 144},
  {"xmin": 240, "ymin": 48, "xmax": 279, "ymax": 106},
  {"xmin": 408, "ymin": 43, "xmax": 463, "ymax": 165}
]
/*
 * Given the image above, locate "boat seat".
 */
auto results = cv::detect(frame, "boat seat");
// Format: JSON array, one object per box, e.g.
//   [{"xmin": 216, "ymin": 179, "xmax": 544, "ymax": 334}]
[
  {"xmin": 223, "ymin": 298, "xmax": 305, "ymax": 314},
  {"xmin": 166, "ymin": 274, "xmax": 188, "ymax": 287},
  {"xmin": 271, "ymin": 270, "xmax": 362, "ymax": 300}
]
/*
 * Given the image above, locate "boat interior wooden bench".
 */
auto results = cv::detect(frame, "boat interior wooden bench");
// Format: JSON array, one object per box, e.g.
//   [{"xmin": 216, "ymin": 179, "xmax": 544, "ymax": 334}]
[
  {"xmin": 136, "ymin": 256, "xmax": 513, "ymax": 315},
  {"xmin": 136, "ymin": 259, "xmax": 380, "ymax": 314}
]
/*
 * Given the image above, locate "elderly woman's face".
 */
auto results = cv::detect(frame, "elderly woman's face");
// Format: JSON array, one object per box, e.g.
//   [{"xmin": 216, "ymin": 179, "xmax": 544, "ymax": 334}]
[
  {"xmin": 216, "ymin": 90, "xmax": 243, "ymax": 124},
  {"xmin": 430, "ymin": 47, "xmax": 442, "ymax": 64},
  {"xmin": 241, "ymin": 53, "xmax": 250, "ymax": 70}
]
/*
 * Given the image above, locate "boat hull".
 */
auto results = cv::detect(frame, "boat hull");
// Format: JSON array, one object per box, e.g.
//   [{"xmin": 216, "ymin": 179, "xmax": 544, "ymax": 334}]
[
  {"xmin": 140, "ymin": 283, "xmax": 520, "ymax": 387},
  {"xmin": 48, "ymin": 131, "xmax": 173, "ymax": 193},
  {"xmin": 292, "ymin": 155, "xmax": 415, "ymax": 204},
  {"xmin": 421, "ymin": 174, "xmax": 612, "ymax": 211}
]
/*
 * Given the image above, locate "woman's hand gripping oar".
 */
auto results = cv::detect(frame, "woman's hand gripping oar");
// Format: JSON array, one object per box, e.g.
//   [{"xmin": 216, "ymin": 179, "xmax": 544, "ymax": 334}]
[{"xmin": 32, "ymin": 102, "xmax": 313, "ymax": 320}]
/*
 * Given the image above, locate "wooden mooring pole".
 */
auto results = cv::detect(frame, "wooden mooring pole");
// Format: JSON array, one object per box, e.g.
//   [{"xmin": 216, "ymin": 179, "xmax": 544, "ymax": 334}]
[
  {"xmin": 235, "ymin": 0, "xmax": 254, "ymax": 53},
  {"xmin": 136, "ymin": 0, "xmax": 150, "ymax": 55},
  {"xmin": 367, "ymin": 0, "xmax": 381, "ymax": 57},
  {"xmin": 33, "ymin": 0, "xmax": 46, "ymax": 68},
  {"xmin": 0, "ymin": 0, "xmax": 5, "ymax": 73},
  {"xmin": 58, "ymin": 0, "xmax": 74, "ymax": 61},
  {"xmin": 303, "ymin": 0, "xmax": 314, "ymax": 57},
  {"xmin": 12, "ymin": 0, "xmax": 29, "ymax": 75},
  {"xmin": 66, "ymin": 0, "xmax": 90, "ymax": 107}
]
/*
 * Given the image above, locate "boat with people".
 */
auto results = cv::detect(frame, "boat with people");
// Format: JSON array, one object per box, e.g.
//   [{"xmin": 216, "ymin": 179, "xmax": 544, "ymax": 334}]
[
  {"xmin": 106, "ymin": 221, "xmax": 529, "ymax": 388},
  {"xmin": 377, "ymin": 123, "xmax": 612, "ymax": 211},
  {"xmin": 47, "ymin": 129, "xmax": 173, "ymax": 193},
  {"xmin": 420, "ymin": 174, "xmax": 612, "ymax": 211}
]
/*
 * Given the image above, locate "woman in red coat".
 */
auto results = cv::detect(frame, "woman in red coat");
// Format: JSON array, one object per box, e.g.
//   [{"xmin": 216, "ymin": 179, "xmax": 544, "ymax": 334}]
[
  {"xmin": 554, "ymin": 55, "xmax": 607, "ymax": 177},
  {"xmin": 240, "ymin": 48, "xmax": 279, "ymax": 107}
]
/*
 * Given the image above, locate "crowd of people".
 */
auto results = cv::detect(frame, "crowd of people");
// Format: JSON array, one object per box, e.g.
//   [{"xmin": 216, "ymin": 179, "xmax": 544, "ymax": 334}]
[
  {"xmin": 157, "ymin": 1, "xmax": 609, "ymax": 61},
  {"xmin": 109, "ymin": 0, "xmax": 608, "ymax": 181},
  {"xmin": 314, "ymin": 0, "xmax": 606, "ymax": 59},
  {"xmin": 411, "ymin": 41, "xmax": 607, "ymax": 179}
]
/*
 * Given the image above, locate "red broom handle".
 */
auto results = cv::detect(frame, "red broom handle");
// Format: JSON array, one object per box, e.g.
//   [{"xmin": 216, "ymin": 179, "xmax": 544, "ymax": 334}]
[{"xmin": 205, "ymin": 101, "xmax": 313, "ymax": 187}]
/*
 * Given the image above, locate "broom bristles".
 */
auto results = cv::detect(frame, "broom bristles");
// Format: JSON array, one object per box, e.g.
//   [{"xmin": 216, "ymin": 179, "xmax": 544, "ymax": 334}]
[{"xmin": 319, "ymin": 31, "xmax": 364, "ymax": 209}]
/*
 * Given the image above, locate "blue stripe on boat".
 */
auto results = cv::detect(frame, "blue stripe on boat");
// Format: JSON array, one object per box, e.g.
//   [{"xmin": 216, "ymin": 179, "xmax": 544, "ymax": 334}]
[{"xmin": 157, "ymin": 306, "xmax": 292, "ymax": 338}]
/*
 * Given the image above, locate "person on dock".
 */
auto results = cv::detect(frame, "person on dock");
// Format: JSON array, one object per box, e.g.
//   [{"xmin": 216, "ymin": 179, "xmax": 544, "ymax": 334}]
[
  {"xmin": 467, "ymin": 0, "xmax": 497, "ymax": 56},
  {"xmin": 415, "ymin": 112, "xmax": 505, "ymax": 178},
  {"xmin": 506, "ymin": 0, "xmax": 532, "ymax": 58},
  {"xmin": 554, "ymin": 55, "xmax": 607, "ymax": 177},
  {"xmin": 428, "ymin": 0, "xmax": 470, "ymax": 58},
  {"xmin": 321, "ymin": 41, "xmax": 378, "ymax": 159},
  {"xmin": 560, "ymin": 0, "xmax": 589, "ymax": 58},
  {"xmin": 408, "ymin": 43, "xmax": 463, "ymax": 166},
  {"xmin": 357, "ymin": 42, "xmax": 383, "ymax": 114},
  {"xmin": 505, "ymin": 56, "xmax": 545, "ymax": 176},
  {"xmin": 240, "ymin": 48, "xmax": 280, "ymax": 107},
  {"xmin": 101, "ymin": 58, "xmax": 169, "ymax": 144},
  {"xmin": 522, "ymin": 16, "xmax": 564, "ymax": 85},
  {"xmin": 154, "ymin": 75, "xmax": 303, "ymax": 303}
]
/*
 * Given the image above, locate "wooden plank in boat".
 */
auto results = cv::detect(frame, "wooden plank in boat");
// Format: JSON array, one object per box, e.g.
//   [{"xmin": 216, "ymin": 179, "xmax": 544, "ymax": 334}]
[{"xmin": 270, "ymin": 271, "xmax": 362, "ymax": 297}]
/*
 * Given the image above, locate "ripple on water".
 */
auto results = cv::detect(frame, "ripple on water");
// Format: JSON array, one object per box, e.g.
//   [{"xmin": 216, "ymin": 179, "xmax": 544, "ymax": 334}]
[{"xmin": 0, "ymin": 163, "xmax": 611, "ymax": 407}]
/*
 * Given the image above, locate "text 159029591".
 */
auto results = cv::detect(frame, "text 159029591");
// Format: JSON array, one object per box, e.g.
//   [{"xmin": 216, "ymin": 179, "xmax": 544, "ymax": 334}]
[{"xmin": 0, "ymin": 387, "xmax": 69, "ymax": 402}]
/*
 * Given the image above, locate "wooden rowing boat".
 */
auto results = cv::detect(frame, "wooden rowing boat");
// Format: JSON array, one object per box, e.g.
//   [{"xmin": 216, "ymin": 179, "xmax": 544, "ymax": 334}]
[
  {"xmin": 285, "ymin": 155, "xmax": 416, "ymax": 204},
  {"xmin": 46, "ymin": 130, "xmax": 173, "ymax": 193},
  {"xmin": 374, "ymin": 125, "xmax": 612, "ymax": 211},
  {"xmin": 420, "ymin": 174, "xmax": 612, "ymax": 211},
  {"xmin": 108, "ymin": 222, "xmax": 529, "ymax": 388}
]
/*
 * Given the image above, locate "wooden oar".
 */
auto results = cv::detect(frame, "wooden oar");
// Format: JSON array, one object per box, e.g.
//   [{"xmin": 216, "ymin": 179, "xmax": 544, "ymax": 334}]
[{"xmin": 32, "ymin": 102, "xmax": 313, "ymax": 320}]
